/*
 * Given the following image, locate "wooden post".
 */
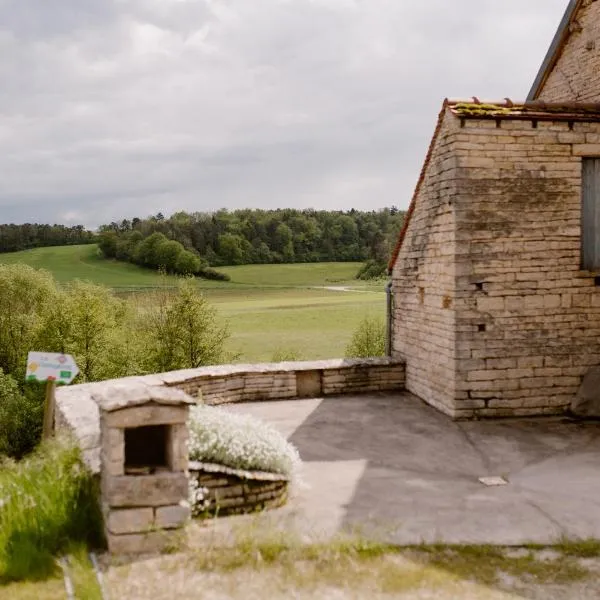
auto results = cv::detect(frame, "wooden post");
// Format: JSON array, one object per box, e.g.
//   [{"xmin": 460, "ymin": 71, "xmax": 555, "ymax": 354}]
[{"xmin": 42, "ymin": 381, "xmax": 57, "ymax": 440}]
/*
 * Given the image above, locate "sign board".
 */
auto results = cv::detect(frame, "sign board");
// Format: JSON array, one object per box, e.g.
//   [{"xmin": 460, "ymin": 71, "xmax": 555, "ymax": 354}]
[{"xmin": 26, "ymin": 352, "xmax": 79, "ymax": 385}]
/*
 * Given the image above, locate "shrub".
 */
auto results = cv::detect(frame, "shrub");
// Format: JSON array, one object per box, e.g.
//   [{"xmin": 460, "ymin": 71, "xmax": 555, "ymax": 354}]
[
  {"xmin": 0, "ymin": 371, "xmax": 44, "ymax": 460},
  {"xmin": 141, "ymin": 279, "xmax": 229, "ymax": 372},
  {"xmin": 355, "ymin": 259, "xmax": 387, "ymax": 281},
  {"xmin": 345, "ymin": 316, "xmax": 386, "ymax": 358},
  {"xmin": 0, "ymin": 439, "xmax": 103, "ymax": 582},
  {"xmin": 36, "ymin": 281, "xmax": 133, "ymax": 382},
  {"xmin": 198, "ymin": 267, "xmax": 231, "ymax": 281},
  {"xmin": 0, "ymin": 265, "xmax": 59, "ymax": 379},
  {"xmin": 188, "ymin": 406, "xmax": 301, "ymax": 480},
  {"xmin": 271, "ymin": 347, "xmax": 302, "ymax": 362}
]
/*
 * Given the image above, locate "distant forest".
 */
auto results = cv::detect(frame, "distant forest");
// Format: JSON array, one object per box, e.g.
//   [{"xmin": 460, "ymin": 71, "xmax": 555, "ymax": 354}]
[
  {"xmin": 0, "ymin": 223, "xmax": 96, "ymax": 253},
  {"xmin": 97, "ymin": 208, "xmax": 405, "ymax": 275}
]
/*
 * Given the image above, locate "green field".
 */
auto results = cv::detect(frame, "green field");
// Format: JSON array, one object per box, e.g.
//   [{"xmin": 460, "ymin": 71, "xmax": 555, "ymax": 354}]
[{"xmin": 0, "ymin": 245, "xmax": 386, "ymax": 361}]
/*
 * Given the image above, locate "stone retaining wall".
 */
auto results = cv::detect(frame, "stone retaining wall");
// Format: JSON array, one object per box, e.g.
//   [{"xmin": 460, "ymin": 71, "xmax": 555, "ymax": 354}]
[
  {"xmin": 56, "ymin": 358, "xmax": 405, "ymax": 475},
  {"xmin": 171, "ymin": 358, "xmax": 406, "ymax": 404},
  {"xmin": 190, "ymin": 462, "xmax": 288, "ymax": 516}
]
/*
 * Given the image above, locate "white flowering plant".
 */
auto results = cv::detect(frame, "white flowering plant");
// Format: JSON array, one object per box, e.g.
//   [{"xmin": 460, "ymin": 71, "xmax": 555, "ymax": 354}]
[{"xmin": 188, "ymin": 405, "xmax": 302, "ymax": 483}]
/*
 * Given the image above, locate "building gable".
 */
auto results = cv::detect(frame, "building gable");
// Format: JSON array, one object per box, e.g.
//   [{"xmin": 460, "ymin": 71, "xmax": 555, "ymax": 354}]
[{"xmin": 528, "ymin": 0, "xmax": 600, "ymax": 102}]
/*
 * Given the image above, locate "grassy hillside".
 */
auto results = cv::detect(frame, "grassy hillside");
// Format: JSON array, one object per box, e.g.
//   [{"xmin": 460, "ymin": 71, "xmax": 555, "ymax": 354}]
[
  {"xmin": 0, "ymin": 245, "xmax": 386, "ymax": 361},
  {"xmin": 0, "ymin": 245, "xmax": 369, "ymax": 290}
]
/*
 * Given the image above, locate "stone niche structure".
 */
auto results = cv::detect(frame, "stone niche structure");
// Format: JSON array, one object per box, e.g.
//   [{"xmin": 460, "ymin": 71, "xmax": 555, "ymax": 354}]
[
  {"xmin": 388, "ymin": 99, "xmax": 600, "ymax": 419},
  {"xmin": 95, "ymin": 384, "xmax": 194, "ymax": 554}
]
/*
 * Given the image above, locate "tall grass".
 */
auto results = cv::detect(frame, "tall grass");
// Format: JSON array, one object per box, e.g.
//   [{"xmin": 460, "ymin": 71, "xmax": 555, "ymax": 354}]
[{"xmin": 0, "ymin": 438, "xmax": 103, "ymax": 582}]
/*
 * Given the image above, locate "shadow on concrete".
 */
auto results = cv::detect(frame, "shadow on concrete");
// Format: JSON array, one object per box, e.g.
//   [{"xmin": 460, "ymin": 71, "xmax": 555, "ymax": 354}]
[{"xmin": 286, "ymin": 393, "xmax": 600, "ymax": 546}]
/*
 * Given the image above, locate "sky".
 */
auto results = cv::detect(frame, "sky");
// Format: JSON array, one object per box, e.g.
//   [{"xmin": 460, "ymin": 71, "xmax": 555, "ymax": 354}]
[{"xmin": 0, "ymin": 0, "xmax": 569, "ymax": 228}]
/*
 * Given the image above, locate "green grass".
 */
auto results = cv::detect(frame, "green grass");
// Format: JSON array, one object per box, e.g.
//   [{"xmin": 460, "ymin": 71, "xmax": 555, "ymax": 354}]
[
  {"xmin": 0, "ymin": 439, "xmax": 103, "ymax": 583},
  {"xmin": 0, "ymin": 245, "xmax": 372, "ymax": 291},
  {"xmin": 1, "ymin": 246, "xmax": 386, "ymax": 362}
]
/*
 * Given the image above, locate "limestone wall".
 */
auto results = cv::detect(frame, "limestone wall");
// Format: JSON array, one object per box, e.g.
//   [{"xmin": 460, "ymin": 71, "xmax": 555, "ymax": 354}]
[
  {"xmin": 451, "ymin": 118, "xmax": 600, "ymax": 417},
  {"xmin": 391, "ymin": 111, "xmax": 461, "ymax": 416},
  {"xmin": 536, "ymin": 0, "xmax": 600, "ymax": 102},
  {"xmin": 56, "ymin": 358, "xmax": 405, "ymax": 474},
  {"xmin": 171, "ymin": 359, "xmax": 406, "ymax": 404},
  {"xmin": 190, "ymin": 462, "xmax": 288, "ymax": 516}
]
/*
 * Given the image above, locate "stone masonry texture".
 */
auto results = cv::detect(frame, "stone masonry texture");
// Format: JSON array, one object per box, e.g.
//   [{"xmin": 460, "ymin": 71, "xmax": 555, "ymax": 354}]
[
  {"xmin": 537, "ymin": 0, "xmax": 600, "ymax": 102},
  {"xmin": 392, "ymin": 108, "xmax": 600, "ymax": 418}
]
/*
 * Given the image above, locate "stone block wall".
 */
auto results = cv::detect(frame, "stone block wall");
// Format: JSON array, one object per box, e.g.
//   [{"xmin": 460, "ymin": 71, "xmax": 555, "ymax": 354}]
[
  {"xmin": 392, "ymin": 105, "xmax": 600, "ymax": 418},
  {"xmin": 391, "ymin": 112, "xmax": 461, "ymax": 416},
  {"xmin": 536, "ymin": 0, "xmax": 600, "ymax": 102},
  {"xmin": 452, "ymin": 118, "xmax": 600, "ymax": 418},
  {"xmin": 190, "ymin": 462, "xmax": 288, "ymax": 516},
  {"xmin": 165, "ymin": 358, "xmax": 405, "ymax": 404}
]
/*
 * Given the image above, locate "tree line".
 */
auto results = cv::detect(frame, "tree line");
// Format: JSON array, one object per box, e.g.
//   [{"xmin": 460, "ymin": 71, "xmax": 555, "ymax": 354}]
[
  {"xmin": 98, "ymin": 208, "xmax": 404, "ymax": 273},
  {"xmin": 0, "ymin": 223, "xmax": 96, "ymax": 253}
]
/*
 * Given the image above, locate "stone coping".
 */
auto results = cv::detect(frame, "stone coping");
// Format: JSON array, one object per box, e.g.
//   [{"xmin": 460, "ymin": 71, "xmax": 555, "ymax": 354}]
[
  {"xmin": 189, "ymin": 461, "xmax": 289, "ymax": 482},
  {"xmin": 160, "ymin": 357, "xmax": 401, "ymax": 385},
  {"xmin": 92, "ymin": 382, "xmax": 194, "ymax": 412}
]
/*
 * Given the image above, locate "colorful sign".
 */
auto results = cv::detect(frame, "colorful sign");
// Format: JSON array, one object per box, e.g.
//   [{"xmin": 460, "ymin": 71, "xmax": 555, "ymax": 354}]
[{"xmin": 26, "ymin": 352, "xmax": 79, "ymax": 384}]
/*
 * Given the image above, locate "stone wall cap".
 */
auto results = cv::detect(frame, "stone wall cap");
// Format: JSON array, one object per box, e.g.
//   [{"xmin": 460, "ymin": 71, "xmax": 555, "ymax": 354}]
[
  {"xmin": 92, "ymin": 382, "xmax": 195, "ymax": 412},
  {"xmin": 162, "ymin": 357, "xmax": 403, "ymax": 385},
  {"xmin": 189, "ymin": 460, "xmax": 289, "ymax": 482}
]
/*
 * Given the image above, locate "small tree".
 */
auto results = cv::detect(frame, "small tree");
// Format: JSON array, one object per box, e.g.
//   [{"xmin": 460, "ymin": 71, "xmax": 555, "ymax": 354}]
[
  {"xmin": 345, "ymin": 316, "xmax": 386, "ymax": 359},
  {"xmin": 142, "ymin": 279, "xmax": 229, "ymax": 372},
  {"xmin": 36, "ymin": 281, "xmax": 133, "ymax": 381},
  {"xmin": 0, "ymin": 265, "xmax": 59, "ymax": 379}
]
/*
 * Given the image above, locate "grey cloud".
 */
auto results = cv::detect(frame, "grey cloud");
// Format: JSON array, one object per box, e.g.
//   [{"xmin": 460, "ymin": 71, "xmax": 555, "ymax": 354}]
[{"xmin": 0, "ymin": 0, "xmax": 568, "ymax": 227}]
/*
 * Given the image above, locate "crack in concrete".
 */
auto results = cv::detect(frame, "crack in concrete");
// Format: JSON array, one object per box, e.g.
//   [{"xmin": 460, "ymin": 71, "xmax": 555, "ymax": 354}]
[{"xmin": 526, "ymin": 499, "xmax": 567, "ymax": 538}]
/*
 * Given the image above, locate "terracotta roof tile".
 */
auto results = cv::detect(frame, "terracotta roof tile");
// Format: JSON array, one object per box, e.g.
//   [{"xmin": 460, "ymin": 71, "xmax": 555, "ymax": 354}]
[{"xmin": 447, "ymin": 98, "xmax": 600, "ymax": 121}]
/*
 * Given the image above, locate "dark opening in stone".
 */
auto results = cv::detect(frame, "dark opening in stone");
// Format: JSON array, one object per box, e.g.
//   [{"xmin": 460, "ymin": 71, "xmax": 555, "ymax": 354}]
[
  {"xmin": 478, "ymin": 324, "xmax": 486, "ymax": 332},
  {"xmin": 125, "ymin": 425, "xmax": 169, "ymax": 474},
  {"xmin": 595, "ymin": 276, "xmax": 600, "ymax": 287}
]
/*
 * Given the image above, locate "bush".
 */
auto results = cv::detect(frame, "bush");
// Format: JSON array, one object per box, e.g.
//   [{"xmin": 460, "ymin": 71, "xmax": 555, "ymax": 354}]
[
  {"xmin": 141, "ymin": 279, "xmax": 230, "ymax": 372},
  {"xmin": 0, "ymin": 265, "xmax": 59, "ymax": 379},
  {"xmin": 0, "ymin": 372, "xmax": 44, "ymax": 460},
  {"xmin": 355, "ymin": 259, "xmax": 387, "ymax": 281},
  {"xmin": 198, "ymin": 267, "xmax": 231, "ymax": 281},
  {"xmin": 0, "ymin": 439, "xmax": 103, "ymax": 582},
  {"xmin": 189, "ymin": 406, "xmax": 301, "ymax": 480},
  {"xmin": 345, "ymin": 316, "xmax": 386, "ymax": 358},
  {"xmin": 271, "ymin": 347, "xmax": 302, "ymax": 362},
  {"xmin": 36, "ymin": 281, "xmax": 134, "ymax": 382}
]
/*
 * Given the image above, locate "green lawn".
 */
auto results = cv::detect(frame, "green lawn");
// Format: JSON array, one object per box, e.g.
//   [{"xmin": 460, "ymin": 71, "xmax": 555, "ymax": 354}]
[{"xmin": 0, "ymin": 245, "xmax": 386, "ymax": 361}]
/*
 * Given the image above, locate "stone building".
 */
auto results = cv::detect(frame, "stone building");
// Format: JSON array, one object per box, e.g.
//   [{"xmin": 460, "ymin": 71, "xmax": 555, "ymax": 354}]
[{"xmin": 388, "ymin": 0, "xmax": 600, "ymax": 419}]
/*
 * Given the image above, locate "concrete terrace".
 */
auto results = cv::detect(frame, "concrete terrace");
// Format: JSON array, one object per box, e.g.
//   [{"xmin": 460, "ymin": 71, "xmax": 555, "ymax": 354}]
[{"xmin": 221, "ymin": 392, "xmax": 600, "ymax": 545}]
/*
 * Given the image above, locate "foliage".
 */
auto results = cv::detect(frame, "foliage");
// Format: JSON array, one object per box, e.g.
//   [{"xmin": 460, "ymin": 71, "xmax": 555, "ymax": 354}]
[
  {"xmin": 345, "ymin": 316, "xmax": 386, "ymax": 358},
  {"xmin": 99, "ymin": 229, "xmax": 230, "ymax": 280},
  {"xmin": 0, "ymin": 223, "xmax": 95, "ymax": 254},
  {"xmin": 36, "ymin": 281, "xmax": 135, "ymax": 382},
  {"xmin": 188, "ymin": 405, "xmax": 301, "ymax": 480},
  {"xmin": 98, "ymin": 207, "xmax": 405, "ymax": 267},
  {"xmin": 140, "ymin": 279, "xmax": 230, "ymax": 372},
  {"xmin": 0, "ymin": 372, "xmax": 44, "ymax": 460},
  {"xmin": 0, "ymin": 439, "xmax": 103, "ymax": 582},
  {"xmin": 0, "ymin": 266, "xmax": 232, "ymax": 458},
  {"xmin": 271, "ymin": 347, "xmax": 302, "ymax": 362},
  {"xmin": 0, "ymin": 265, "xmax": 60, "ymax": 379},
  {"xmin": 356, "ymin": 259, "xmax": 387, "ymax": 280}
]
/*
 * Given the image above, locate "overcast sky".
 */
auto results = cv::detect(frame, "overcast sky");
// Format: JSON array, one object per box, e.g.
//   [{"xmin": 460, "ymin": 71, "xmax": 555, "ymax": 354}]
[{"xmin": 0, "ymin": 0, "xmax": 568, "ymax": 227}]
